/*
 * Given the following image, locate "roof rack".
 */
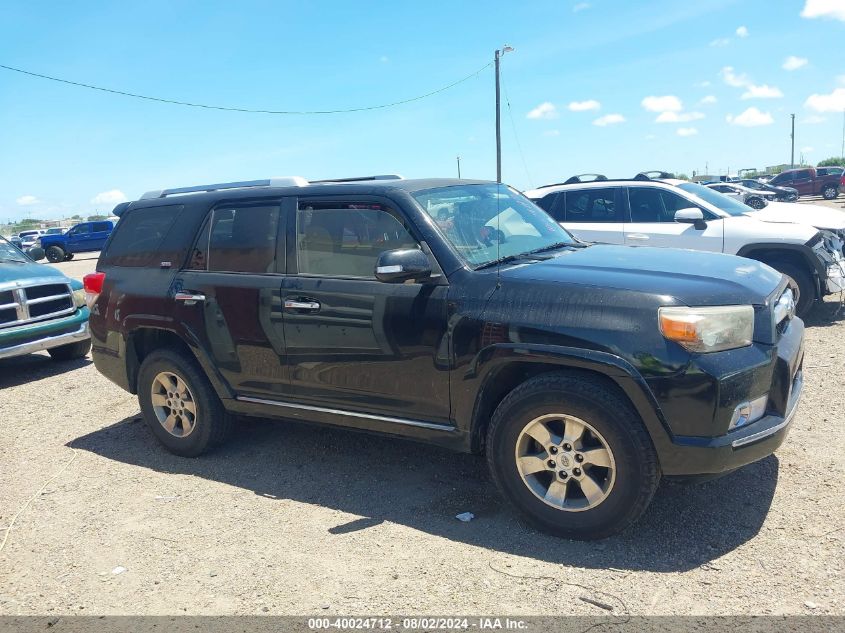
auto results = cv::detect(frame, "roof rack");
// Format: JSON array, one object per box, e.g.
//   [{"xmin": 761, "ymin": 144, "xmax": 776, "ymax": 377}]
[
  {"xmin": 633, "ymin": 170, "xmax": 674, "ymax": 181},
  {"xmin": 535, "ymin": 174, "xmax": 608, "ymax": 189},
  {"xmin": 139, "ymin": 174, "xmax": 404, "ymax": 200}
]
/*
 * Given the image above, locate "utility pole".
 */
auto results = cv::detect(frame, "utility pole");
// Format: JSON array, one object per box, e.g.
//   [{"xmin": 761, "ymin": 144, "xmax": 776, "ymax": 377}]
[
  {"xmin": 456, "ymin": 155, "xmax": 461, "ymax": 179},
  {"xmin": 494, "ymin": 45, "xmax": 514, "ymax": 183},
  {"xmin": 841, "ymin": 110, "xmax": 844, "ymax": 161},
  {"xmin": 790, "ymin": 113, "xmax": 795, "ymax": 168}
]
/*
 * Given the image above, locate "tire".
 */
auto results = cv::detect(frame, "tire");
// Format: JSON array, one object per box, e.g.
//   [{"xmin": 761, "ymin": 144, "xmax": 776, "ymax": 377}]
[
  {"xmin": 747, "ymin": 196, "xmax": 766, "ymax": 209},
  {"xmin": 47, "ymin": 339, "xmax": 91, "ymax": 361},
  {"xmin": 64, "ymin": 253, "xmax": 74, "ymax": 261},
  {"xmin": 822, "ymin": 185, "xmax": 838, "ymax": 200},
  {"xmin": 137, "ymin": 348, "xmax": 233, "ymax": 457},
  {"xmin": 45, "ymin": 245, "xmax": 66, "ymax": 263},
  {"xmin": 486, "ymin": 372, "xmax": 660, "ymax": 540},
  {"xmin": 769, "ymin": 262, "xmax": 815, "ymax": 317}
]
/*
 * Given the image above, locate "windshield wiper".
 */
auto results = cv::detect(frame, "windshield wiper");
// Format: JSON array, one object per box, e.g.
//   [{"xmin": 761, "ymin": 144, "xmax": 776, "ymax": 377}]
[
  {"xmin": 528, "ymin": 241, "xmax": 587, "ymax": 255},
  {"xmin": 474, "ymin": 252, "xmax": 550, "ymax": 270}
]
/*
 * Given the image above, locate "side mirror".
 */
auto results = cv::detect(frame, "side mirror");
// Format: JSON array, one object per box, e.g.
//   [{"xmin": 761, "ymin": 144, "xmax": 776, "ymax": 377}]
[
  {"xmin": 674, "ymin": 207, "xmax": 706, "ymax": 229},
  {"xmin": 375, "ymin": 249, "xmax": 432, "ymax": 283}
]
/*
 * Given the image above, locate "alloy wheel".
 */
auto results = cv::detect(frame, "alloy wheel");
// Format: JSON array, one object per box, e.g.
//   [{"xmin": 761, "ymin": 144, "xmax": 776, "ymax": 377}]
[{"xmin": 150, "ymin": 371, "xmax": 198, "ymax": 438}]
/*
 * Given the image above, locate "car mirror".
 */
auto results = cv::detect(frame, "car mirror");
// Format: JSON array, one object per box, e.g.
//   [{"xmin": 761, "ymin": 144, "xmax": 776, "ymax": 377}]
[
  {"xmin": 375, "ymin": 248, "xmax": 432, "ymax": 283},
  {"xmin": 675, "ymin": 208, "xmax": 706, "ymax": 229}
]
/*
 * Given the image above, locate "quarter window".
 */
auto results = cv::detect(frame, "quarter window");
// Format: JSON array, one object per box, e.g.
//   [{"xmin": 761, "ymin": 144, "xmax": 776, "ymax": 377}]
[
  {"xmin": 563, "ymin": 188, "xmax": 619, "ymax": 223},
  {"xmin": 296, "ymin": 202, "xmax": 418, "ymax": 277},
  {"xmin": 204, "ymin": 205, "xmax": 280, "ymax": 273},
  {"xmin": 103, "ymin": 206, "xmax": 182, "ymax": 267}
]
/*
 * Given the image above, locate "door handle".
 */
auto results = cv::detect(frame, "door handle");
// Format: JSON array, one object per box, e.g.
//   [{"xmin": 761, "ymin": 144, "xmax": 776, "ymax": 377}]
[
  {"xmin": 174, "ymin": 292, "xmax": 206, "ymax": 305},
  {"xmin": 284, "ymin": 298, "xmax": 321, "ymax": 312},
  {"xmin": 627, "ymin": 233, "xmax": 650, "ymax": 241}
]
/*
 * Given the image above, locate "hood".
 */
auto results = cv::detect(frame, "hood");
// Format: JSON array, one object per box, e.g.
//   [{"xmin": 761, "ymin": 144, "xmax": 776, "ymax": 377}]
[
  {"xmin": 0, "ymin": 258, "xmax": 70, "ymax": 284},
  {"xmin": 498, "ymin": 244, "xmax": 782, "ymax": 306},
  {"xmin": 746, "ymin": 201, "xmax": 845, "ymax": 230}
]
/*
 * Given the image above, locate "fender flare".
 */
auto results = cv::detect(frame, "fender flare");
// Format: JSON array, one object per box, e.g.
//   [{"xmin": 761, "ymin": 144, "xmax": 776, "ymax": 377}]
[{"xmin": 736, "ymin": 242, "xmax": 825, "ymax": 279}]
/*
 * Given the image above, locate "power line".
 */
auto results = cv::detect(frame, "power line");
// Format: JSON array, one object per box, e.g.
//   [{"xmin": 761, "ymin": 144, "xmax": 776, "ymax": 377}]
[
  {"xmin": 500, "ymin": 67, "xmax": 534, "ymax": 189},
  {"xmin": 0, "ymin": 60, "xmax": 493, "ymax": 115}
]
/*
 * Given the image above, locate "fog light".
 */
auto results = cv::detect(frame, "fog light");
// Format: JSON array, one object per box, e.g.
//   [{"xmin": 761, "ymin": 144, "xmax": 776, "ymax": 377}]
[{"xmin": 729, "ymin": 395, "xmax": 768, "ymax": 430}]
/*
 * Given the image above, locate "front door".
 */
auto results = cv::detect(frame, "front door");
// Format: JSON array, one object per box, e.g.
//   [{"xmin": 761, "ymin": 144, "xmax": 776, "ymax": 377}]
[
  {"xmin": 176, "ymin": 199, "xmax": 289, "ymax": 398},
  {"xmin": 281, "ymin": 196, "xmax": 451, "ymax": 424},
  {"xmin": 65, "ymin": 223, "xmax": 99, "ymax": 253},
  {"xmin": 623, "ymin": 186, "xmax": 724, "ymax": 251}
]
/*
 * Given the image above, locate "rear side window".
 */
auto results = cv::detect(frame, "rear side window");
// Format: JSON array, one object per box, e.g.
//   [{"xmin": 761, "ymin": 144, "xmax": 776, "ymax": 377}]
[
  {"xmin": 563, "ymin": 188, "xmax": 620, "ymax": 223},
  {"xmin": 93, "ymin": 222, "xmax": 111, "ymax": 232},
  {"xmin": 71, "ymin": 224, "xmax": 92, "ymax": 235},
  {"xmin": 199, "ymin": 204, "xmax": 280, "ymax": 274},
  {"xmin": 103, "ymin": 206, "xmax": 183, "ymax": 267}
]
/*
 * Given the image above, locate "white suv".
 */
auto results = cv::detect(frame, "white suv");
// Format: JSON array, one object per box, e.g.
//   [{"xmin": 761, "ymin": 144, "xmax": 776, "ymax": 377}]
[{"xmin": 525, "ymin": 175, "xmax": 845, "ymax": 316}]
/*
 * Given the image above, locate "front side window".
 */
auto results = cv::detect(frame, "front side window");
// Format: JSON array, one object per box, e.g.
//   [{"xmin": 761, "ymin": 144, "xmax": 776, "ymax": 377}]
[
  {"xmin": 412, "ymin": 183, "xmax": 575, "ymax": 268},
  {"xmin": 0, "ymin": 236, "xmax": 27, "ymax": 262},
  {"xmin": 296, "ymin": 201, "xmax": 418, "ymax": 277},
  {"xmin": 204, "ymin": 204, "xmax": 280, "ymax": 273},
  {"xmin": 676, "ymin": 182, "xmax": 749, "ymax": 217},
  {"xmin": 93, "ymin": 222, "xmax": 111, "ymax": 232},
  {"xmin": 71, "ymin": 224, "xmax": 91, "ymax": 235},
  {"xmin": 564, "ymin": 188, "xmax": 619, "ymax": 223},
  {"xmin": 627, "ymin": 188, "xmax": 695, "ymax": 223}
]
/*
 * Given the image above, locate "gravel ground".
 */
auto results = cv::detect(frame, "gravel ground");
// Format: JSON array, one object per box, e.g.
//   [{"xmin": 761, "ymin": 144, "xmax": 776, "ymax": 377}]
[{"xmin": 1, "ymin": 206, "xmax": 844, "ymax": 617}]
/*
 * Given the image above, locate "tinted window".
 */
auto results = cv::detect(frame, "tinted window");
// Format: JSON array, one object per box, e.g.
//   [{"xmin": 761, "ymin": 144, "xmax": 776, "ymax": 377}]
[
  {"xmin": 296, "ymin": 202, "xmax": 417, "ymax": 277},
  {"xmin": 71, "ymin": 224, "xmax": 91, "ymax": 235},
  {"xmin": 628, "ymin": 188, "xmax": 695, "ymax": 223},
  {"xmin": 563, "ymin": 188, "xmax": 620, "ymax": 223},
  {"xmin": 772, "ymin": 172, "xmax": 792, "ymax": 183},
  {"xmin": 796, "ymin": 170, "xmax": 812, "ymax": 179},
  {"xmin": 534, "ymin": 193, "xmax": 558, "ymax": 213},
  {"xmin": 104, "ymin": 206, "xmax": 183, "ymax": 267},
  {"xmin": 206, "ymin": 205, "xmax": 280, "ymax": 273},
  {"xmin": 93, "ymin": 222, "xmax": 111, "ymax": 232}
]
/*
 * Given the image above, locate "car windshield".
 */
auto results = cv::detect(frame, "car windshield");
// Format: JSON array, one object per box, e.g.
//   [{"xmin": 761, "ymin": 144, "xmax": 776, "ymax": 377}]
[
  {"xmin": 0, "ymin": 236, "xmax": 28, "ymax": 262},
  {"xmin": 677, "ymin": 182, "xmax": 751, "ymax": 216},
  {"xmin": 411, "ymin": 183, "xmax": 577, "ymax": 267}
]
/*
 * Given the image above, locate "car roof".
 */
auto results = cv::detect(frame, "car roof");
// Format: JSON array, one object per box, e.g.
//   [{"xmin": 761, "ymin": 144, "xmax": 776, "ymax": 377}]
[{"xmin": 524, "ymin": 178, "xmax": 687, "ymax": 198}]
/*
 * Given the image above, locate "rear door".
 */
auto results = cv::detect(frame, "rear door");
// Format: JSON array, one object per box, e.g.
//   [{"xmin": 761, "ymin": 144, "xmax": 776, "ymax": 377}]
[
  {"xmin": 176, "ymin": 199, "xmax": 289, "ymax": 397},
  {"xmin": 623, "ymin": 186, "xmax": 724, "ymax": 251},
  {"xmin": 280, "ymin": 195, "xmax": 451, "ymax": 424},
  {"xmin": 90, "ymin": 222, "xmax": 113, "ymax": 250},
  {"xmin": 557, "ymin": 187, "xmax": 625, "ymax": 244},
  {"xmin": 65, "ymin": 223, "xmax": 97, "ymax": 253}
]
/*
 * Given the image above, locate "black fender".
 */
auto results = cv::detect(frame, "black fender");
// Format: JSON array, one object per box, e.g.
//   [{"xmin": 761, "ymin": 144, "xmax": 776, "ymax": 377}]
[
  {"xmin": 736, "ymin": 242, "xmax": 825, "ymax": 280},
  {"xmin": 461, "ymin": 343, "xmax": 676, "ymax": 458}
]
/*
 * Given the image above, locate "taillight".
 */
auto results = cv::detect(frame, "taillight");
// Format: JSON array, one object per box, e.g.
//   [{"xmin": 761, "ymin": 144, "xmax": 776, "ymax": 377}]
[{"xmin": 83, "ymin": 272, "xmax": 106, "ymax": 308}]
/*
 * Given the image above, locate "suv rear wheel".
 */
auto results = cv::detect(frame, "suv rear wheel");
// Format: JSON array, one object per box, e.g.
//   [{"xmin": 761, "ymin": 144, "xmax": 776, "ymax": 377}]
[
  {"xmin": 45, "ymin": 245, "xmax": 66, "ymax": 263},
  {"xmin": 822, "ymin": 184, "xmax": 838, "ymax": 200},
  {"xmin": 486, "ymin": 373, "xmax": 660, "ymax": 539},
  {"xmin": 137, "ymin": 349, "xmax": 233, "ymax": 457}
]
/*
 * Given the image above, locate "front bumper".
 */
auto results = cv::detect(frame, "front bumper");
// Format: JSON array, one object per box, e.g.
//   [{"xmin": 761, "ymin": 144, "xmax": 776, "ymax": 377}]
[
  {"xmin": 826, "ymin": 260, "xmax": 845, "ymax": 293},
  {"xmin": 656, "ymin": 316, "xmax": 804, "ymax": 476},
  {"xmin": 0, "ymin": 313, "xmax": 90, "ymax": 360}
]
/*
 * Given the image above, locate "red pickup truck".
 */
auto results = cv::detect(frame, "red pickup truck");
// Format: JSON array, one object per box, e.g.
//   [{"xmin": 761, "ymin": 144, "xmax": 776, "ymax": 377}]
[{"xmin": 769, "ymin": 167, "xmax": 841, "ymax": 200}]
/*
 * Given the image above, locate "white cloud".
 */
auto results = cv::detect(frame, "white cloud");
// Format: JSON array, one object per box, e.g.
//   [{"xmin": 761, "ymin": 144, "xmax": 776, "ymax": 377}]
[
  {"xmin": 736, "ymin": 25, "xmax": 749, "ymax": 37},
  {"xmin": 593, "ymin": 113, "xmax": 625, "ymax": 126},
  {"xmin": 699, "ymin": 95, "xmax": 717, "ymax": 105},
  {"xmin": 656, "ymin": 110, "xmax": 704, "ymax": 123},
  {"xmin": 91, "ymin": 189, "xmax": 127, "ymax": 205},
  {"xmin": 16, "ymin": 195, "xmax": 39, "ymax": 206},
  {"xmin": 568, "ymin": 99, "xmax": 601, "ymax": 111},
  {"xmin": 801, "ymin": 146, "xmax": 814, "ymax": 153},
  {"xmin": 726, "ymin": 107, "xmax": 774, "ymax": 127},
  {"xmin": 801, "ymin": 0, "xmax": 845, "ymax": 21},
  {"xmin": 804, "ymin": 87, "xmax": 845, "ymax": 112},
  {"xmin": 802, "ymin": 114, "xmax": 827, "ymax": 124},
  {"xmin": 783, "ymin": 56, "xmax": 808, "ymax": 71},
  {"xmin": 543, "ymin": 129, "xmax": 560, "ymax": 137},
  {"xmin": 721, "ymin": 66, "xmax": 782, "ymax": 99},
  {"xmin": 573, "ymin": 1, "xmax": 591, "ymax": 11},
  {"xmin": 641, "ymin": 95, "xmax": 683, "ymax": 112},
  {"xmin": 709, "ymin": 38, "xmax": 730, "ymax": 47},
  {"xmin": 741, "ymin": 84, "xmax": 784, "ymax": 99},
  {"xmin": 527, "ymin": 102, "xmax": 559, "ymax": 120},
  {"xmin": 677, "ymin": 127, "xmax": 699, "ymax": 136}
]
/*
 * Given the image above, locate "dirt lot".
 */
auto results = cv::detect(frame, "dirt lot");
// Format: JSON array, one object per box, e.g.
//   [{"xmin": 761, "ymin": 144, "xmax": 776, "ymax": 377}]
[{"xmin": 1, "ymin": 205, "xmax": 845, "ymax": 616}]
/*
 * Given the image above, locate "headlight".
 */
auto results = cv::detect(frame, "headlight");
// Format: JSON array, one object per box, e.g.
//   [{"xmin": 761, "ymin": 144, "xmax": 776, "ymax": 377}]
[
  {"xmin": 72, "ymin": 288, "xmax": 86, "ymax": 308},
  {"xmin": 658, "ymin": 305, "xmax": 754, "ymax": 353}
]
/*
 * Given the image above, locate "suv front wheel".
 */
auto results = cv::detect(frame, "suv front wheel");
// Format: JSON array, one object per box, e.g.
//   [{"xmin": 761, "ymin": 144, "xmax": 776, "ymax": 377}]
[
  {"xmin": 486, "ymin": 372, "xmax": 660, "ymax": 539},
  {"xmin": 137, "ymin": 349, "xmax": 234, "ymax": 457}
]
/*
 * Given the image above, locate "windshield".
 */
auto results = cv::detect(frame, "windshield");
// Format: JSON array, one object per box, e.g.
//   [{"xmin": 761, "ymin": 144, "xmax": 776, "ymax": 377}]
[
  {"xmin": 411, "ymin": 183, "xmax": 577, "ymax": 267},
  {"xmin": 677, "ymin": 182, "xmax": 751, "ymax": 216},
  {"xmin": 0, "ymin": 235, "xmax": 28, "ymax": 262}
]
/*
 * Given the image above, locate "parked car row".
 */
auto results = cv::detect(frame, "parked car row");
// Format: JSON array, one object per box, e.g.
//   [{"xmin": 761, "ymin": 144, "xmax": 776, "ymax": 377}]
[
  {"xmin": 67, "ymin": 173, "xmax": 812, "ymax": 540},
  {"xmin": 768, "ymin": 167, "xmax": 841, "ymax": 200}
]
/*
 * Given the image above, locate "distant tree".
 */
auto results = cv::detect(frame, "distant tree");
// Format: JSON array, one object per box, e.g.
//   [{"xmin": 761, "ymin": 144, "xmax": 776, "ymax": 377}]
[
  {"xmin": 676, "ymin": 173, "xmax": 690, "ymax": 180},
  {"xmin": 71, "ymin": 214, "xmax": 82, "ymax": 220},
  {"xmin": 817, "ymin": 156, "xmax": 844, "ymax": 167},
  {"xmin": 87, "ymin": 214, "xmax": 108, "ymax": 221}
]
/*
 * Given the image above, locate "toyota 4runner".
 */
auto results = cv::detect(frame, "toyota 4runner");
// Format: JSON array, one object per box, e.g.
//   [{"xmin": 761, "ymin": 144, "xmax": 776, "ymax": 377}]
[{"xmin": 88, "ymin": 175, "xmax": 804, "ymax": 539}]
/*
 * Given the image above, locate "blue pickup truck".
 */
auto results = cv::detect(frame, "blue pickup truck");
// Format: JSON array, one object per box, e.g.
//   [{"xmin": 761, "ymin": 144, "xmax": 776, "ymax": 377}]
[
  {"xmin": 0, "ymin": 235, "xmax": 90, "ymax": 361},
  {"xmin": 37, "ymin": 220, "xmax": 114, "ymax": 263}
]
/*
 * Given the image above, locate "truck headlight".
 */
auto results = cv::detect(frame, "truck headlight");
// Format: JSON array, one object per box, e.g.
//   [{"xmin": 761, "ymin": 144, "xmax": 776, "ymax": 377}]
[
  {"xmin": 72, "ymin": 288, "xmax": 86, "ymax": 308},
  {"xmin": 658, "ymin": 305, "xmax": 754, "ymax": 353}
]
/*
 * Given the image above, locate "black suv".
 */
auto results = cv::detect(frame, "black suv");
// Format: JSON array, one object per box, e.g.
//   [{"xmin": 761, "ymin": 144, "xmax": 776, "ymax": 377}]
[{"xmin": 88, "ymin": 176, "xmax": 805, "ymax": 539}]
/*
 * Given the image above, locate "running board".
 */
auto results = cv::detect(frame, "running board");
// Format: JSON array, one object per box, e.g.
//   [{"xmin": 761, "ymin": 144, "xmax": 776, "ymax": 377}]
[{"xmin": 235, "ymin": 396, "xmax": 456, "ymax": 432}]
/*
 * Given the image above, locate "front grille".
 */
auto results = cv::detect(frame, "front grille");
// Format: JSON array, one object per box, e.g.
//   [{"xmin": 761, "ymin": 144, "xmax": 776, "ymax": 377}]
[{"xmin": 0, "ymin": 280, "xmax": 75, "ymax": 330}]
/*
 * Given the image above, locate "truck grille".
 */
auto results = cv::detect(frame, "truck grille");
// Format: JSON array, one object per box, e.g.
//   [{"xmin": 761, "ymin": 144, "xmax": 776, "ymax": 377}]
[{"xmin": 0, "ymin": 279, "xmax": 74, "ymax": 330}]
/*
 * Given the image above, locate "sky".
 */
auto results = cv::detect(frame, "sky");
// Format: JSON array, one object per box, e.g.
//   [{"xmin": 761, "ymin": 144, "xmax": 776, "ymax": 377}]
[{"xmin": 1, "ymin": 0, "xmax": 844, "ymax": 222}]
